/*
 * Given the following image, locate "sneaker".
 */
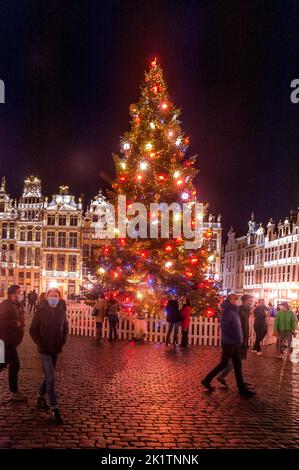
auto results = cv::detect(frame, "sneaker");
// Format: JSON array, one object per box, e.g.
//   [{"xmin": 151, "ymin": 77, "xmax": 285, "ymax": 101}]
[
  {"xmin": 37, "ymin": 396, "xmax": 50, "ymax": 410},
  {"xmin": 10, "ymin": 391, "xmax": 27, "ymax": 402},
  {"xmin": 201, "ymin": 379, "xmax": 215, "ymax": 392},
  {"xmin": 51, "ymin": 408, "xmax": 64, "ymax": 425},
  {"xmin": 257, "ymin": 352, "xmax": 263, "ymax": 356},
  {"xmin": 217, "ymin": 377, "xmax": 228, "ymax": 388},
  {"xmin": 239, "ymin": 388, "xmax": 256, "ymax": 397}
]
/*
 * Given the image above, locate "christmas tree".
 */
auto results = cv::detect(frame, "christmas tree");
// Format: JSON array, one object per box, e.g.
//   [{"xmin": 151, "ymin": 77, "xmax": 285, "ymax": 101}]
[{"xmin": 95, "ymin": 58, "xmax": 220, "ymax": 316}]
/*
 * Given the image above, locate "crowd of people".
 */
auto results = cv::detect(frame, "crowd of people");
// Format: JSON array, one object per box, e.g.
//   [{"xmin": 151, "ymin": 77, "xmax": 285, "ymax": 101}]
[{"xmin": 0, "ymin": 284, "xmax": 298, "ymax": 425}]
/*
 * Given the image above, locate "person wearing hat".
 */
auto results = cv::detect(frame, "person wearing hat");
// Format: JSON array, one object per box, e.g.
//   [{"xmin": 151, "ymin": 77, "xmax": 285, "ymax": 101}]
[
  {"xmin": 0, "ymin": 285, "xmax": 26, "ymax": 401},
  {"xmin": 274, "ymin": 302, "xmax": 296, "ymax": 358}
]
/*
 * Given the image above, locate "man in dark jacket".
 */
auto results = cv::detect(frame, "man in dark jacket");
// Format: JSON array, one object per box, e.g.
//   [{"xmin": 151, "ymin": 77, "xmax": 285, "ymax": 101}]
[
  {"xmin": 253, "ymin": 299, "xmax": 268, "ymax": 355},
  {"xmin": 216, "ymin": 294, "xmax": 253, "ymax": 388},
  {"xmin": 30, "ymin": 288, "xmax": 68, "ymax": 425},
  {"xmin": 201, "ymin": 294, "xmax": 255, "ymax": 397},
  {"xmin": 0, "ymin": 285, "xmax": 26, "ymax": 401},
  {"xmin": 165, "ymin": 296, "xmax": 181, "ymax": 346}
]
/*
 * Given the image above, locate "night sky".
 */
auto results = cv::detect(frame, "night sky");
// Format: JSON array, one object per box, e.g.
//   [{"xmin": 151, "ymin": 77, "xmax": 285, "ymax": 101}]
[{"xmin": 0, "ymin": 0, "xmax": 298, "ymax": 236}]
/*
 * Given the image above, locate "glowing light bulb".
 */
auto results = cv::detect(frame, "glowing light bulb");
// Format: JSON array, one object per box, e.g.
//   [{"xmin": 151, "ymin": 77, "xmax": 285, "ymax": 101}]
[
  {"xmin": 174, "ymin": 214, "xmax": 181, "ymax": 222},
  {"xmin": 145, "ymin": 142, "xmax": 152, "ymax": 151},
  {"xmin": 151, "ymin": 58, "xmax": 157, "ymax": 67},
  {"xmin": 175, "ymin": 138, "xmax": 181, "ymax": 146},
  {"xmin": 99, "ymin": 267, "xmax": 106, "ymax": 274},
  {"xmin": 137, "ymin": 291, "xmax": 143, "ymax": 299},
  {"xmin": 149, "ymin": 152, "xmax": 156, "ymax": 159},
  {"xmin": 123, "ymin": 142, "xmax": 130, "ymax": 150},
  {"xmin": 120, "ymin": 162, "xmax": 126, "ymax": 170},
  {"xmin": 137, "ymin": 174, "xmax": 143, "ymax": 182},
  {"xmin": 168, "ymin": 130, "xmax": 174, "ymax": 137},
  {"xmin": 150, "ymin": 122, "xmax": 155, "ymax": 129},
  {"xmin": 161, "ymin": 102, "xmax": 168, "ymax": 110},
  {"xmin": 165, "ymin": 261, "xmax": 173, "ymax": 269},
  {"xmin": 176, "ymin": 179, "xmax": 183, "ymax": 186},
  {"xmin": 181, "ymin": 192, "xmax": 189, "ymax": 200},
  {"xmin": 140, "ymin": 161, "xmax": 148, "ymax": 170},
  {"xmin": 173, "ymin": 171, "xmax": 180, "ymax": 178}
]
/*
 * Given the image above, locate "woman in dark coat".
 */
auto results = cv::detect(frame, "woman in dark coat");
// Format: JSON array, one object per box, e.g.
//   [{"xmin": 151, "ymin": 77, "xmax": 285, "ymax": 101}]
[{"xmin": 30, "ymin": 288, "xmax": 68, "ymax": 425}]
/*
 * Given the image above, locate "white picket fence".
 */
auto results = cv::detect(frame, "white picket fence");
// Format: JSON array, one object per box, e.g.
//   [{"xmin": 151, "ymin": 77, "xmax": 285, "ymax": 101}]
[{"xmin": 66, "ymin": 303, "xmax": 276, "ymax": 347}]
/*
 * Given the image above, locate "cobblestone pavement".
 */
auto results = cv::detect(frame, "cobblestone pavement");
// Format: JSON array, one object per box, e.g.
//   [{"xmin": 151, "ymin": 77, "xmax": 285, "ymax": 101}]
[{"xmin": 1, "ymin": 322, "xmax": 299, "ymax": 449}]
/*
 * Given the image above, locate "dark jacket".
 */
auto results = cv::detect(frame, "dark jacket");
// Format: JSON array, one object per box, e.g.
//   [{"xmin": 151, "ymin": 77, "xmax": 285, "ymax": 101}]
[
  {"xmin": 220, "ymin": 299, "xmax": 243, "ymax": 346},
  {"xmin": 166, "ymin": 300, "xmax": 181, "ymax": 323},
  {"xmin": 253, "ymin": 305, "xmax": 267, "ymax": 331},
  {"xmin": 30, "ymin": 303, "xmax": 68, "ymax": 354},
  {"xmin": 239, "ymin": 304, "xmax": 250, "ymax": 347},
  {"xmin": 0, "ymin": 299, "xmax": 25, "ymax": 347}
]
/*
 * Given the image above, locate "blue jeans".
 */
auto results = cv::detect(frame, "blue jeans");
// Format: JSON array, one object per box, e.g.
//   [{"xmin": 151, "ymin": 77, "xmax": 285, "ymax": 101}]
[
  {"xmin": 39, "ymin": 354, "xmax": 58, "ymax": 408},
  {"xmin": 166, "ymin": 322, "xmax": 180, "ymax": 344}
]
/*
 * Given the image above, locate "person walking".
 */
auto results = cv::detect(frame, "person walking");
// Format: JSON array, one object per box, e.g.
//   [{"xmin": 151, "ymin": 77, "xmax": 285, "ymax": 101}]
[
  {"xmin": 30, "ymin": 289, "xmax": 38, "ymax": 315},
  {"xmin": 37, "ymin": 292, "xmax": 47, "ymax": 309},
  {"xmin": 180, "ymin": 299, "xmax": 191, "ymax": 348},
  {"xmin": 107, "ymin": 296, "xmax": 120, "ymax": 341},
  {"xmin": 217, "ymin": 294, "xmax": 253, "ymax": 388},
  {"xmin": 165, "ymin": 296, "xmax": 181, "ymax": 347},
  {"xmin": 252, "ymin": 299, "xmax": 268, "ymax": 355},
  {"xmin": 93, "ymin": 294, "xmax": 108, "ymax": 340},
  {"xmin": 0, "ymin": 285, "xmax": 26, "ymax": 401},
  {"xmin": 201, "ymin": 294, "xmax": 255, "ymax": 397},
  {"xmin": 30, "ymin": 288, "xmax": 68, "ymax": 425},
  {"xmin": 274, "ymin": 302, "xmax": 296, "ymax": 358},
  {"xmin": 268, "ymin": 302, "xmax": 277, "ymax": 318}
]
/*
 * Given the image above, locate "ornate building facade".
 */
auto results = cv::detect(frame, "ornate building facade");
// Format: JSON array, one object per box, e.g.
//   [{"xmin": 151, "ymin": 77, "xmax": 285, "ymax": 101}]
[
  {"xmin": 222, "ymin": 211, "xmax": 299, "ymax": 307},
  {"xmin": 0, "ymin": 175, "xmax": 223, "ymax": 298}
]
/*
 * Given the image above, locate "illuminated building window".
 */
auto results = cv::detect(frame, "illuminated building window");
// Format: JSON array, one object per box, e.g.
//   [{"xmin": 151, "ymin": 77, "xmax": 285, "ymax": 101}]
[
  {"xmin": 68, "ymin": 255, "xmax": 77, "ymax": 272},
  {"xmin": 47, "ymin": 215, "xmax": 55, "ymax": 225},
  {"xmin": 47, "ymin": 231, "xmax": 55, "ymax": 247},
  {"xmin": 69, "ymin": 232, "xmax": 78, "ymax": 248},
  {"xmin": 57, "ymin": 254, "xmax": 65, "ymax": 271},
  {"xmin": 58, "ymin": 232, "xmax": 66, "ymax": 247},
  {"xmin": 58, "ymin": 215, "xmax": 67, "ymax": 226},
  {"xmin": 46, "ymin": 254, "xmax": 54, "ymax": 270},
  {"xmin": 34, "ymin": 248, "xmax": 41, "ymax": 267},
  {"xmin": 70, "ymin": 216, "xmax": 78, "ymax": 226}
]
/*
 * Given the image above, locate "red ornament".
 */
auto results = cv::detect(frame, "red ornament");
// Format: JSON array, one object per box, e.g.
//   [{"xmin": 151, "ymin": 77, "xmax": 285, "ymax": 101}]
[
  {"xmin": 164, "ymin": 244, "xmax": 173, "ymax": 252},
  {"xmin": 118, "ymin": 238, "xmax": 126, "ymax": 247},
  {"xmin": 119, "ymin": 174, "xmax": 126, "ymax": 182},
  {"xmin": 161, "ymin": 101, "xmax": 168, "ymax": 110},
  {"xmin": 158, "ymin": 173, "xmax": 167, "ymax": 182},
  {"xmin": 190, "ymin": 257, "xmax": 198, "ymax": 265},
  {"xmin": 204, "ymin": 308, "xmax": 215, "ymax": 318},
  {"xmin": 102, "ymin": 246, "xmax": 110, "ymax": 256}
]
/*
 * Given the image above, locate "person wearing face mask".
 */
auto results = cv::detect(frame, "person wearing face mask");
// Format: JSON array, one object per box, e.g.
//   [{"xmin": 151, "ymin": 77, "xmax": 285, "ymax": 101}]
[
  {"xmin": 30, "ymin": 288, "xmax": 68, "ymax": 425},
  {"xmin": 0, "ymin": 285, "xmax": 26, "ymax": 401}
]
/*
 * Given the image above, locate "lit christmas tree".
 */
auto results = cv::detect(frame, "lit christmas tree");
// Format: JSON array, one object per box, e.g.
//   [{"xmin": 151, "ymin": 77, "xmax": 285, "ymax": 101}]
[{"xmin": 95, "ymin": 58, "xmax": 220, "ymax": 316}]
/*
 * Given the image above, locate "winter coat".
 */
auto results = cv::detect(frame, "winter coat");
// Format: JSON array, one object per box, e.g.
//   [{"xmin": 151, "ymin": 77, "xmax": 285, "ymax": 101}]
[
  {"xmin": 181, "ymin": 305, "xmax": 191, "ymax": 331},
  {"xmin": 94, "ymin": 298, "xmax": 108, "ymax": 322},
  {"xmin": 30, "ymin": 302, "xmax": 68, "ymax": 354},
  {"xmin": 220, "ymin": 299, "xmax": 243, "ymax": 346},
  {"xmin": 253, "ymin": 305, "xmax": 267, "ymax": 332},
  {"xmin": 0, "ymin": 299, "xmax": 25, "ymax": 347},
  {"xmin": 274, "ymin": 310, "xmax": 296, "ymax": 333},
  {"xmin": 239, "ymin": 304, "xmax": 250, "ymax": 347},
  {"xmin": 166, "ymin": 300, "xmax": 181, "ymax": 323}
]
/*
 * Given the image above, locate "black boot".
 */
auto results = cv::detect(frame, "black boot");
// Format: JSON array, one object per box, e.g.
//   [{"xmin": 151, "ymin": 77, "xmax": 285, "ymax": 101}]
[
  {"xmin": 37, "ymin": 396, "xmax": 50, "ymax": 410},
  {"xmin": 51, "ymin": 408, "xmax": 64, "ymax": 425}
]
